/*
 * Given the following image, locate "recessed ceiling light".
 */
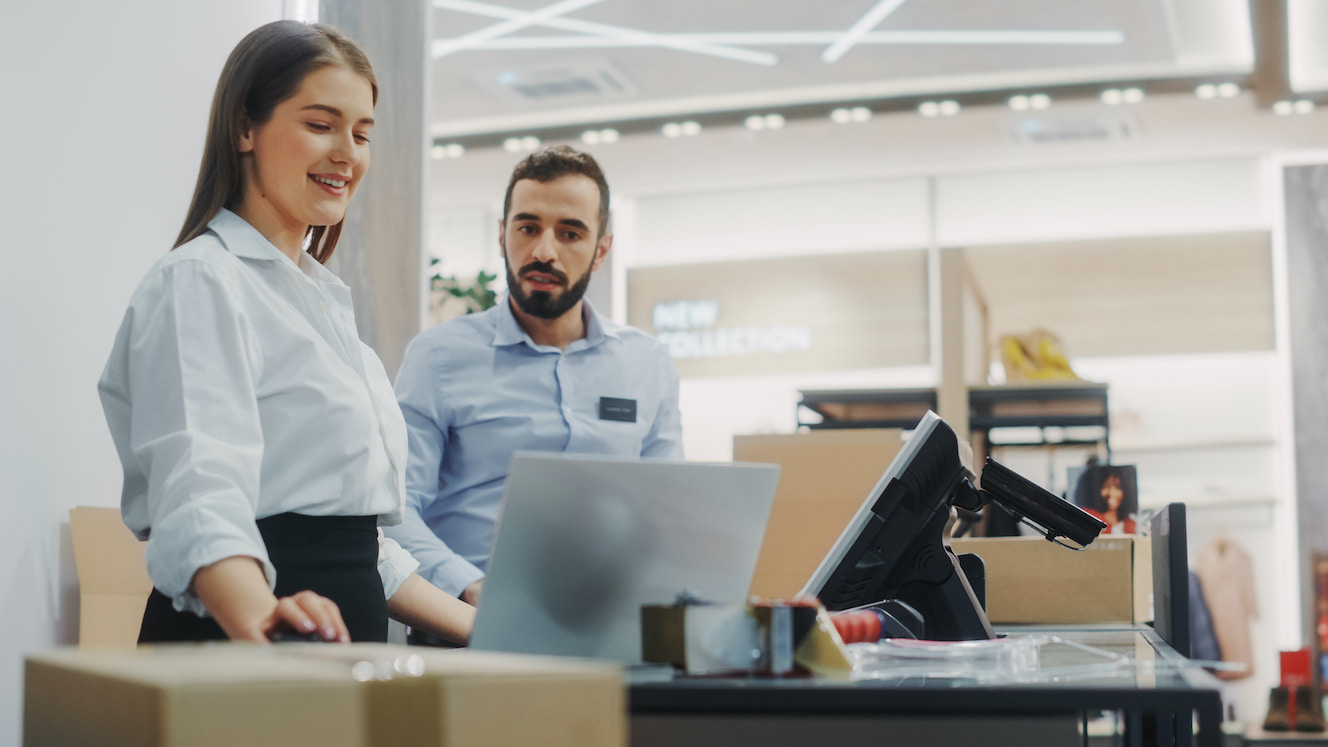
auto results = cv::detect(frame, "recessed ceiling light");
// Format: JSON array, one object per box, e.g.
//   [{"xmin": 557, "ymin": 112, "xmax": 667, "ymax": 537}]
[
  {"xmin": 745, "ymin": 115, "xmax": 766, "ymax": 131},
  {"xmin": 831, "ymin": 107, "xmax": 873, "ymax": 123},
  {"xmin": 938, "ymin": 100, "xmax": 960, "ymax": 116},
  {"xmin": 1273, "ymin": 100, "xmax": 1294, "ymax": 116},
  {"xmin": 520, "ymin": 136, "xmax": 540, "ymax": 151},
  {"xmin": 764, "ymin": 113, "xmax": 785, "ymax": 129},
  {"xmin": 1294, "ymin": 100, "xmax": 1316, "ymax": 114},
  {"xmin": 1100, "ymin": 89, "xmax": 1123, "ymax": 105},
  {"xmin": 1029, "ymin": 93, "xmax": 1051, "ymax": 110},
  {"xmin": 445, "ymin": 143, "xmax": 465, "ymax": 158},
  {"xmin": 1008, "ymin": 95, "xmax": 1030, "ymax": 111},
  {"xmin": 1122, "ymin": 87, "xmax": 1144, "ymax": 104},
  {"xmin": 502, "ymin": 137, "xmax": 522, "ymax": 152},
  {"xmin": 581, "ymin": 130, "xmax": 602, "ymax": 145},
  {"xmin": 681, "ymin": 121, "xmax": 702, "ymax": 136},
  {"xmin": 599, "ymin": 128, "xmax": 620, "ymax": 143},
  {"xmin": 1217, "ymin": 82, "xmax": 1240, "ymax": 98},
  {"xmin": 1195, "ymin": 84, "xmax": 1217, "ymax": 99},
  {"xmin": 662, "ymin": 122, "xmax": 683, "ymax": 138},
  {"xmin": 918, "ymin": 101, "xmax": 940, "ymax": 117},
  {"xmin": 430, "ymin": 145, "xmax": 447, "ymax": 159}
]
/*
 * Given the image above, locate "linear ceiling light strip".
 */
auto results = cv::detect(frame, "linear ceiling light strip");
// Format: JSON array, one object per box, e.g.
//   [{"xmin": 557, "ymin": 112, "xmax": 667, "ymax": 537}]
[
  {"xmin": 431, "ymin": 0, "xmax": 778, "ymax": 65},
  {"xmin": 699, "ymin": 30, "xmax": 1126, "ymax": 45},
  {"xmin": 465, "ymin": 29, "xmax": 1127, "ymax": 50},
  {"xmin": 822, "ymin": 0, "xmax": 911, "ymax": 63},
  {"xmin": 431, "ymin": 0, "xmax": 607, "ymax": 58}
]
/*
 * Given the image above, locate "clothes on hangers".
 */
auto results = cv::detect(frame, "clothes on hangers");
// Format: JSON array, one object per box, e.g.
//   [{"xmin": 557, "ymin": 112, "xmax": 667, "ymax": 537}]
[
  {"xmin": 1189, "ymin": 571, "xmax": 1222, "ymax": 664},
  {"xmin": 1195, "ymin": 536, "xmax": 1257, "ymax": 681}
]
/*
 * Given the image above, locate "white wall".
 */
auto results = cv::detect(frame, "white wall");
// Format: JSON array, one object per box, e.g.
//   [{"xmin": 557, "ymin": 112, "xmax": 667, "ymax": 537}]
[
  {"xmin": 1, "ymin": 2, "xmax": 281, "ymax": 744},
  {"xmin": 631, "ymin": 178, "xmax": 932, "ymax": 266},
  {"xmin": 936, "ymin": 158, "xmax": 1269, "ymax": 246}
]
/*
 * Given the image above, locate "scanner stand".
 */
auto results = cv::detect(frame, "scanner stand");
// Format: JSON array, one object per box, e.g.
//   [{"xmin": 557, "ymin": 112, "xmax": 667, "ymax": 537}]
[{"xmin": 881, "ymin": 506, "xmax": 995, "ymax": 641}]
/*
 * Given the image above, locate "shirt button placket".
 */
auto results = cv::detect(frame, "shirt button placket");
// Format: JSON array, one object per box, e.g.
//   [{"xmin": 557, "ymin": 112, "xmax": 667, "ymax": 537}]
[{"xmin": 556, "ymin": 354, "xmax": 576, "ymax": 450}]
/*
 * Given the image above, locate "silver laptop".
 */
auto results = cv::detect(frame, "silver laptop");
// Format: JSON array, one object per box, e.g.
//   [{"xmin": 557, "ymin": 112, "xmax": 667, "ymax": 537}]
[{"xmin": 469, "ymin": 452, "xmax": 780, "ymax": 664}]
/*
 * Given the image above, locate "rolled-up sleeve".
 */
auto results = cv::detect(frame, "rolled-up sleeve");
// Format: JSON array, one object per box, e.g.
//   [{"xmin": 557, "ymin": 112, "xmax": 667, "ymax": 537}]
[
  {"xmin": 102, "ymin": 261, "xmax": 273, "ymax": 615},
  {"xmin": 376, "ymin": 531, "xmax": 421, "ymax": 599}
]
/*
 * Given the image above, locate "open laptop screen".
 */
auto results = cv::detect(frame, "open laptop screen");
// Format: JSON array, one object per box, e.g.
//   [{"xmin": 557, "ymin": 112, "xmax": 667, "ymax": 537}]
[{"xmin": 469, "ymin": 452, "xmax": 779, "ymax": 664}]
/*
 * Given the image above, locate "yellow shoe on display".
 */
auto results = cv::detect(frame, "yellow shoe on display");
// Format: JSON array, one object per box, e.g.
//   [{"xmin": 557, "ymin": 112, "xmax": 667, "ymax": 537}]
[{"xmin": 999, "ymin": 330, "xmax": 1081, "ymax": 382}]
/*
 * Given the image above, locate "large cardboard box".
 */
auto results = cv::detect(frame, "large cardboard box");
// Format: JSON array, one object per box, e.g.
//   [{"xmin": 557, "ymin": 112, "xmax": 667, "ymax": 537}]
[
  {"xmin": 949, "ymin": 536, "xmax": 1152, "ymax": 624},
  {"xmin": 25, "ymin": 644, "xmax": 624, "ymax": 747},
  {"xmin": 69, "ymin": 506, "xmax": 153, "ymax": 648},
  {"xmin": 734, "ymin": 429, "xmax": 905, "ymax": 598}
]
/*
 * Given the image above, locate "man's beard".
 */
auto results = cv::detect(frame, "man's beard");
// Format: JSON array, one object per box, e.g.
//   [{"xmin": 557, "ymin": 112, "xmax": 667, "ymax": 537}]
[{"xmin": 506, "ymin": 256, "xmax": 593, "ymax": 320}]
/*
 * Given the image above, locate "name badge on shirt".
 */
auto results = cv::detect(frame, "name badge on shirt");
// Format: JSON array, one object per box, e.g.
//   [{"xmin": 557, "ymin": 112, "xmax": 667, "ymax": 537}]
[{"xmin": 599, "ymin": 397, "xmax": 637, "ymax": 423}]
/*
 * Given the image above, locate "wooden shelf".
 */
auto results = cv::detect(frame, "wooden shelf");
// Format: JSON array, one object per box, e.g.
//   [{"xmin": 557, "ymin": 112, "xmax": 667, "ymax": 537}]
[
  {"xmin": 799, "ymin": 384, "xmax": 1110, "ymax": 456},
  {"xmin": 797, "ymin": 388, "xmax": 936, "ymax": 430}
]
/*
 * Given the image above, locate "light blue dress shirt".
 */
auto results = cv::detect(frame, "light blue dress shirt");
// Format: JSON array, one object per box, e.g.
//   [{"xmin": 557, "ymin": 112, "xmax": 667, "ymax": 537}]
[{"xmin": 386, "ymin": 298, "xmax": 684, "ymax": 597}]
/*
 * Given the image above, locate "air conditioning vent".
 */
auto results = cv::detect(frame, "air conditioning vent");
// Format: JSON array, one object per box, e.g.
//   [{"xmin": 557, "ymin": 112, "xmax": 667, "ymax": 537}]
[
  {"xmin": 478, "ymin": 60, "xmax": 637, "ymax": 104},
  {"xmin": 1005, "ymin": 109, "xmax": 1138, "ymax": 145}
]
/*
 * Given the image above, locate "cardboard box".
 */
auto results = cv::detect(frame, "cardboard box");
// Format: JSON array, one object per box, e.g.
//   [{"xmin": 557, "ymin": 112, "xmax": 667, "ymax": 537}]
[
  {"xmin": 949, "ymin": 536, "xmax": 1152, "ymax": 625},
  {"xmin": 69, "ymin": 506, "xmax": 152, "ymax": 648},
  {"xmin": 734, "ymin": 430, "xmax": 905, "ymax": 599},
  {"xmin": 25, "ymin": 644, "xmax": 625, "ymax": 747}
]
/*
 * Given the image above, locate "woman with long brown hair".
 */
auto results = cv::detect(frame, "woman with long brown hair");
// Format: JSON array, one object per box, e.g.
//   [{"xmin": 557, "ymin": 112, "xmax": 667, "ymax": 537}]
[{"xmin": 98, "ymin": 20, "xmax": 474, "ymax": 644}]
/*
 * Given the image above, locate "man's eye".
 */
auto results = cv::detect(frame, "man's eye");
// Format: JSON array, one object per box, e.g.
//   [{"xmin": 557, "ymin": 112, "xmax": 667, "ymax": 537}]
[
  {"xmin": 563, "ymin": 232, "xmax": 581, "ymax": 241},
  {"xmin": 308, "ymin": 122, "xmax": 332, "ymax": 131},
  {"xmin": 355, "ymin": 134, "xmax": 371, "ymax": 144}
]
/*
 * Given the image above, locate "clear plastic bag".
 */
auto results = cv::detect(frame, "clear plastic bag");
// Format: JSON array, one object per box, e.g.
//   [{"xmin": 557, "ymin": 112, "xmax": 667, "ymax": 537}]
[
  {"xmin": 849, "ymin": 635, "xmax": 1047, "ymax": 683},
  {"xmin": 849, "ymin": 634, "xmax": 1245, "ymax": 685}
]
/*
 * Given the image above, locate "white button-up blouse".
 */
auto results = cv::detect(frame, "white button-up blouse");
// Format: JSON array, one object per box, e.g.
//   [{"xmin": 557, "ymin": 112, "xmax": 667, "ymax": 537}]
[{"xmin": 99, "ymin": 209, "xmax": 418, "ymax": 616}]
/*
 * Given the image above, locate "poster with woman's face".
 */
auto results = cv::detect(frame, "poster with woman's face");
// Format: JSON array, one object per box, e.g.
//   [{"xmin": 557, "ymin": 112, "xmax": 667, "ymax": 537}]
[{"xmin": 1068, "ymin": 465, "xmax": 1139, "ymax": 535}]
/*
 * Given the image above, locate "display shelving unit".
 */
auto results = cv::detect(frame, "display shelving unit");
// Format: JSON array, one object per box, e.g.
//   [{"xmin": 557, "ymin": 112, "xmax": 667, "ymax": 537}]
[{"xmin": 798, "ymin": 382, "xmax": 1111, "ymax": 461}]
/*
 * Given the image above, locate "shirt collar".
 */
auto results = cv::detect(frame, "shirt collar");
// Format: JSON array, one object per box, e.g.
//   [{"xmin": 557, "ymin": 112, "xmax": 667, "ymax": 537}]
[
  {"xmin": 492, "ymin": 296, "xmax": 619, "ymax": 350},
  {"xmin": 208, "ymin": 208, "xmax": 347, "ymax": 288},
  {"xmin": 582, "ymin": 299, "xmax": 620, "ymax": 344}
]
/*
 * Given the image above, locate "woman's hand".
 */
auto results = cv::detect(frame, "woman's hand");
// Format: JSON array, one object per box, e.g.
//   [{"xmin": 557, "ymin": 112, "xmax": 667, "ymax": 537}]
[
  {"xmin": 192, "ymin": 556, "xmax": 349, "ymax": 643},
  {"xmin": 262, "ymin": 590, "xmax": 350, "ymax": 643}
]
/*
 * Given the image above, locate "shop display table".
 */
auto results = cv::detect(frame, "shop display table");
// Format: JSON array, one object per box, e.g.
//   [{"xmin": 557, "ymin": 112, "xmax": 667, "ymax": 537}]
[{"xmin": 630, "ymin": 624, "xmax": 1222, "ymax": 747}]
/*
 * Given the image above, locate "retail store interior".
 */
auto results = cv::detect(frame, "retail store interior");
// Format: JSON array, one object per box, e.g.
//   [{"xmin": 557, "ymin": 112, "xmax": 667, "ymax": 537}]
[{"xmin": 8, "ymin": 0, "xmax": 1328, "ymax": 744}]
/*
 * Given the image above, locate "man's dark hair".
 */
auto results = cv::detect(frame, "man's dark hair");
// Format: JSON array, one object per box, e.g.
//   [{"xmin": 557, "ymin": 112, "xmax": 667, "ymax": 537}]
[{"xmin": 502, "ymin": 145, "xmax": 611, "ymax": 236}]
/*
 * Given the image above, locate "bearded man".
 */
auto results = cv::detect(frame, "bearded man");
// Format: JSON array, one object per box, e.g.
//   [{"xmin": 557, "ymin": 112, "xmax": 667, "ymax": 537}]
[{"xmin": 387, "ymin": 146, "xmax": 683, "ymax": 616}]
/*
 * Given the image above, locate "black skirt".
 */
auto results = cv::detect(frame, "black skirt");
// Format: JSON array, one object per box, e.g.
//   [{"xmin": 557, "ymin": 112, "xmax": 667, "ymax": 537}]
[{"xmin": 138, "ymin": 513, "xmax": 388, "ymax": 643}]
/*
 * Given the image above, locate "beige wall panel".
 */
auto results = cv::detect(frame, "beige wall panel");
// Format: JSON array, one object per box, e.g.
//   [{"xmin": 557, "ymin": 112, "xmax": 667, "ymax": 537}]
[
  {"xmin": 628, "ymin": 250, "xmax": 929, "ymax": 378},
  {"xmin": 962, "ymin": 232, "xmax": 1273, "ymax": 358}
]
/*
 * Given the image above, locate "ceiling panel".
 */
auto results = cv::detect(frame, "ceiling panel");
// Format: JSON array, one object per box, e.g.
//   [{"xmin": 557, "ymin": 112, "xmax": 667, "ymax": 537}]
[{"xmin": 427, "ymin": 0, "xmax": 1248, "ymax": 138}]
